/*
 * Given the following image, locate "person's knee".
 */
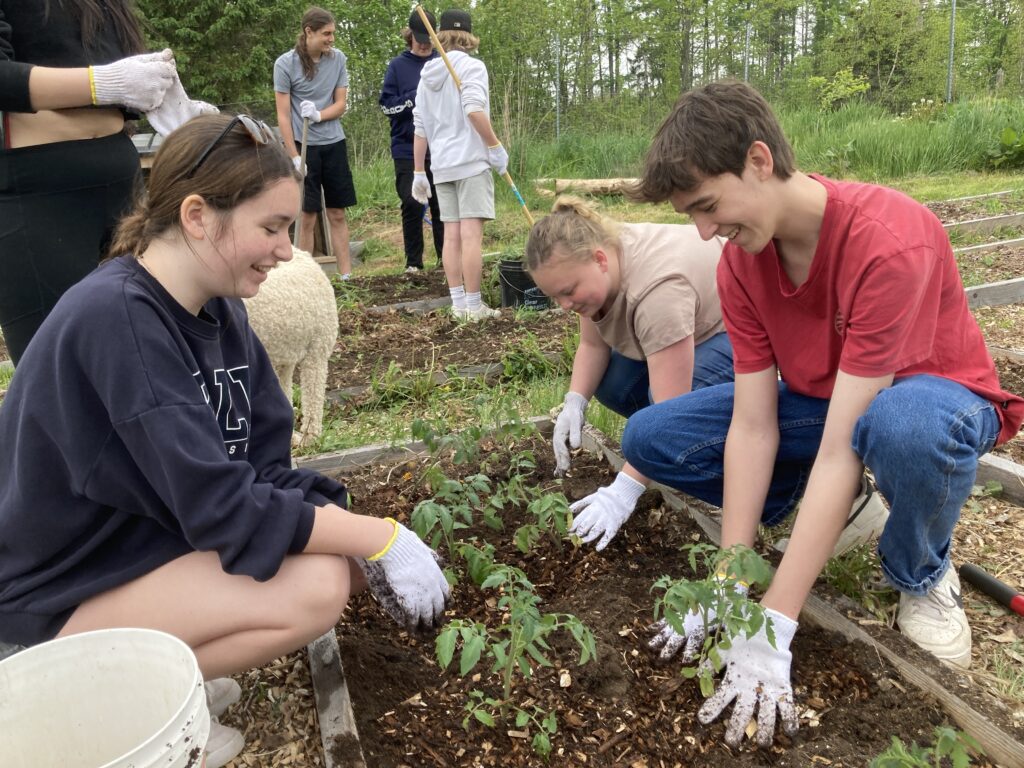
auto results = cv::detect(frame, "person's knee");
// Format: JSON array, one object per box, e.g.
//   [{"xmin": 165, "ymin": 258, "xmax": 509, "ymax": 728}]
[
  {"xmin": 285, "ymin": 555, "xmax": 351, "ymax": 630},
  {"xmin": 621, "ymin": 408, "xmax": 659, "ymax": 469},
  {"xmin": 853, "ymin": 390, "xmax": 928, "ymax": 466},
  {"xmin": 326, "ymin": 208, "xmax": 347, "ymax": 224}
]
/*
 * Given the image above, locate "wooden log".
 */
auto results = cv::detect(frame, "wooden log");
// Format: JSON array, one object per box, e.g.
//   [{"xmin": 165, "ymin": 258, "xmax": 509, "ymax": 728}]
[
  {"xmin": 307, "ymin": 630, "xmax": 367, "ymax": 768},
  {"xmin": 536, "ymin": 178, "xmax": 641, "ymax": 196},
  {"xmin": 977, "ymin": 452, "xmax": 1024, "ymax": 505},
  {"xmin": 965, "ymin": 276, "xmax": 1024, "ymax": 308}
]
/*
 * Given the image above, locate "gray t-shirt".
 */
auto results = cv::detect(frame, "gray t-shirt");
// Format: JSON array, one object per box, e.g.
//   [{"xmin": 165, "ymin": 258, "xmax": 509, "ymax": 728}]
[{"xmin": 273, "ymin": 48, "xmax": 349, "ymax": 145}]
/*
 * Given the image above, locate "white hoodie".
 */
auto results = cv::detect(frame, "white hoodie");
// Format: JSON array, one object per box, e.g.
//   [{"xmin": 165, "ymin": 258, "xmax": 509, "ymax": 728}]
[{"xmin": 412, "ymin": 50, "xmax": 491, "ymax": 184}]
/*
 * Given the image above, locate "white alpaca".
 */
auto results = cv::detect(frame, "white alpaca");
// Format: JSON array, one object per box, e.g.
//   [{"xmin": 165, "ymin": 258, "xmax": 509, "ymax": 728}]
[{"xmin": 243, "ymin": 246, "xmax": 338, "ymax": 448}]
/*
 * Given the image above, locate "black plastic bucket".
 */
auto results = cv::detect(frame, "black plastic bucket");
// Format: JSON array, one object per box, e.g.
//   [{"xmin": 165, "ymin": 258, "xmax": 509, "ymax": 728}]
[{"xmin": 498, "ymin": 259, "xmax": 550, "ymax": 310}]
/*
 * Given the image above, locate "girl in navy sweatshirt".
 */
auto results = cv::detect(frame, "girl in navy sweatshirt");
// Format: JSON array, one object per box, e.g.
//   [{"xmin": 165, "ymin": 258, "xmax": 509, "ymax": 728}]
[{"xmin": 0, "ymin": 113, "xmax": 448, "ymax": 767}]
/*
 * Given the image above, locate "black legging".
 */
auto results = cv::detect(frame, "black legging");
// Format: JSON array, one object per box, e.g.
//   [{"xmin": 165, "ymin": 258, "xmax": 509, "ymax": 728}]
[
  {"xmin": 394, "ymin": 157, "xmax": 444, "ymax": 269},
  {"xmin": 0, "ymin": 131, "xmax": 140, "ymax": 365}
]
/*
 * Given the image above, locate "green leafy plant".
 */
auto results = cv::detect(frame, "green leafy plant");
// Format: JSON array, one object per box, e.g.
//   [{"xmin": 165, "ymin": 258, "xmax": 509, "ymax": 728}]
[
  {"xmin": 412, "ymin": 418, "xmax": 486, "ymax": 466},
  {"xmin": 986, "ymin": 127, "xmax": 1024, "ymax": 169},
  {"xmin": 808, "ymin": 67, "xmax": 870, "ymax": 110},
  {"xmin": 513, "ymin": 490, "xmax": 572, "ymax": 553},
  {"xmin": 652, "ymin": 544, "xmax": 773, "ymax": 696},
  {"xmin": 500, "ymin": 332, "xmax": 556, "ymax": 383},
  {"xmin": 410, "ymin": 473, "xmax": 500, "ymax": 561},
  {"xmin": 366, "ymin": 360, "xmax": 438, "ymax": 409},
  {"xmin": 869, "ymin": 726, "xmax": 983, "ymax": 767},
  {"xmin": 436, "ymin": 564, "xmax": 596, "ymax": 758},
  {"xmin": 455, "ymin": 539, "xmax": 499, "ymax": 586}
]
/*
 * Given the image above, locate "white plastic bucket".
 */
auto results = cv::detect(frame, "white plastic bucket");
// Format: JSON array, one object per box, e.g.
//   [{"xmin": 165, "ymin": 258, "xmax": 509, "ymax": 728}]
[{"xmin": 0, "ymin": 627, "xmax": 210, "ymax": 768}]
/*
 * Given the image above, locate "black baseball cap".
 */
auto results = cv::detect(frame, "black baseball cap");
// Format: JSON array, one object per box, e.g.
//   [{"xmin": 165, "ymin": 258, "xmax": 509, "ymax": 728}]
[
  {"xmin": 408, "ymin": 9, "xmax": 435, "ymax": 45},
  {"xmin": 439, "ymin": 9, "xmax": 471, "ymax": 33}
]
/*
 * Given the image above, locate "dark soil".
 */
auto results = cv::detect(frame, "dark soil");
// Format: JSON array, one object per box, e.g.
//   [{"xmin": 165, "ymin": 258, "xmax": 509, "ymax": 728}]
[
  {"xmin": 957, "ymin": 241, "xmax": 1024, "ymax": 286},
  {"xmin": 336, "ymin": 269, "xmax": 449, "ymax": 308},
  {"xmin": 327, "ymin": 308, "xmax": 576, "ymax": 391},
  {"xmin": 327, "ymin": 434, "xmax": 998, "ymax": 768},
  {"xmin": 927, "ymin": 192, "xmax": 1024, "ymax": 224}
]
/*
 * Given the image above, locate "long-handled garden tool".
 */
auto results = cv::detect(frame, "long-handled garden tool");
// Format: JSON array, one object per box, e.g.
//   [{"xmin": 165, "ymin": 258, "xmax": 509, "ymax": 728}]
[
  {"xmin": 293, "ymin": 116, "xmax": 310, "ymax": 248},
  {"xmin": 414, "ymin": 5, "xmax": 535, "ymax": 227},
  {"xmin": 959, "ymin": 563, "xmax": 1024, "ymax": 616}
]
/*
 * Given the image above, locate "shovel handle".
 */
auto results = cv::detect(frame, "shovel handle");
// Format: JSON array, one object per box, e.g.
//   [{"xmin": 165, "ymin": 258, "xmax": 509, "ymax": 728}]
[{"xmin": 959, "ymin": 563, "xmax": 1024, "ymax": 616}]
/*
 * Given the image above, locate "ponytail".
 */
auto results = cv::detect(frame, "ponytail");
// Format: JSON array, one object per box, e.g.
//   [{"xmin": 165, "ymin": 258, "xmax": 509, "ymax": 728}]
[{"xmin": 524, "ymin": 195, "xmax": 620, "ymax": 272}]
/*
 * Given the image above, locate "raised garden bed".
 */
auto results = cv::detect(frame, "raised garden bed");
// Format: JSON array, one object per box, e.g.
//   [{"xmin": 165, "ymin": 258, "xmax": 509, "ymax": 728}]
[
  {"xmin": 957, "ymin": 238, "xmax": 1024, "ymax": 287},
  {"xmin": 299, "ymin": 422, "xmax": 1024, "ymax": 768},
  {"xmin": 927, "ymin": 190, "xmax": 1024, "ymax": 225}
]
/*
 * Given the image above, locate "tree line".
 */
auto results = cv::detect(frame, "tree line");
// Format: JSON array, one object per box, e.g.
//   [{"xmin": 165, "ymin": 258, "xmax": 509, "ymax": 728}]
[{"xmin": 135, "ymin": 0, "xmax": 1024, "ymax": 157}]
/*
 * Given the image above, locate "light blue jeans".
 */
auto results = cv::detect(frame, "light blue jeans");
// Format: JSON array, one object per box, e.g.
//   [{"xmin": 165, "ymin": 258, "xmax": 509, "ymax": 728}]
[
  {"xmin": 594, "ymin": 332, "xmax": 735, "ymax": 417},
  {"xmin": 621, "ymin": 374, "xmax": 1001, "ymax": 596}
]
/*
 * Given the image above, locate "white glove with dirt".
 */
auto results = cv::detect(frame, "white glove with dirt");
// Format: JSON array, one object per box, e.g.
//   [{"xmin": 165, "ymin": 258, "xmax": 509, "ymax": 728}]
[
  {"xmin": 697, "ymin": 607, "xmax": 799, "ymax": 747},
  {"xmin": 648, "ymin": 578, "xmax": 749, "ymax": 662},
  {"xmin": 569, "ymin": 471, "xmax": 645, "ymax": 551},
  {"xmin": 357, "ymin": 519, "xmax": 450, "ymax": 632},
  {"xmin": 486, "ymin": 142, "xmax": 509, "ymax": 175},
  {"xmin": 552, "ymin": 391, "xmax": 588, "ymax": 476},
  {"xmin": 411, "ymin": 172, "xmax": 431, "ymax": 204},
  {"xmin": 91, "ymin": 49, "xmax": 176, "ymax": 112},
  {"xmin": 300, "ymin": 100, "xmax": 321, "ymax": 123},
  {"xmin": 145, "ymin": 71, "xmax": 218, "ymax": 136}
]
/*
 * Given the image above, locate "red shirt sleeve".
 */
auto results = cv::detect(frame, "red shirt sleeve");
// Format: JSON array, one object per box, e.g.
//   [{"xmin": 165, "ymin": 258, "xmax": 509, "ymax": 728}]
[{"xmin": 717, "ymin": 252, "xmax": 775, "ymax": 374}]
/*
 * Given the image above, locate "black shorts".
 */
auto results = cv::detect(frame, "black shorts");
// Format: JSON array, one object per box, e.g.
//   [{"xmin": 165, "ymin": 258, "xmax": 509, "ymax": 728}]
[{"xmin": 296, "ymin": 138, "xmax": 357, "ymax": 212}]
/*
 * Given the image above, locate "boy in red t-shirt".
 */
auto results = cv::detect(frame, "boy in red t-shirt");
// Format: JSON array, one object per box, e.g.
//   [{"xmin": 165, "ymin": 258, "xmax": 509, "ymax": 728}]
[{"xmin": 622, "ymin": 80, "xmax": 1024, "ymax": 748}]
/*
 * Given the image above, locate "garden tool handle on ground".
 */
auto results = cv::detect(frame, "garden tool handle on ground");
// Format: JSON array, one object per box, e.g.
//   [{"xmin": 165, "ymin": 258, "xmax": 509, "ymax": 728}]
[
  {"xmin": 415, "ymin": 5, "xmax": 534, "ymax": 228},
  {"xmin": 959, "ymin": 563, "xmax": 1024, "ymax": 616},
  {"xmin": 293, "ymin": 117, "xmax": 310, "ymax": 248}
]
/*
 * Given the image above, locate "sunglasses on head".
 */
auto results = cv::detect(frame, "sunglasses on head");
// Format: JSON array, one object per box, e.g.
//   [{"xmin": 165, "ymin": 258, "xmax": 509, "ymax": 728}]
[{"xmin": 185, "ymin": 114, "xmax": 277, "ymax": 178}]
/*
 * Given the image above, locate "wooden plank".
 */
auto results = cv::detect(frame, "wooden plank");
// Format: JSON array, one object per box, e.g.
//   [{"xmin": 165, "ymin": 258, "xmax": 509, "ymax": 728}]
[
  {"xmin": 575, "ymin": 425, "xmax": 1024, "ymax": 768},
  {"xmin": 955, "ymin": 236, "xmax": 1024, "ymax": 255},
  {"xmin": 931, "ymin": 190, "xmax": 1015, "ymax": 204},
  {"xmin": 988, "ymin": 345, "xmax": 1024, "ymax": 363},
  {"xmin": 966, "ymin": 276, "xmax": 1024, "ymax": 308},
  {"xmin": 977, "ymin": 453, "xmax": 1024, "ymax": 506},
  {"xmin": 307, "ymin": 630, "xmax": 367, "ymax": 768},
  {"xmin": 944, "ymin": 212, "xmax": 1024, "ymax": 235},
  {"xmin": 366, "ymin": 296, "xmax": 452, "ymax": 315}
]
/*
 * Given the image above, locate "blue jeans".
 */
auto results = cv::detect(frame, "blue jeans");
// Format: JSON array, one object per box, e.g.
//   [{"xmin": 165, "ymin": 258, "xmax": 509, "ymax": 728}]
[
  {"xmin": 594, "ymin": 332, "xmax": 735, "ymax": 417},
  {"xmin": 621, "ymin": 374, "xmax": 1001, "ymax": 596}
]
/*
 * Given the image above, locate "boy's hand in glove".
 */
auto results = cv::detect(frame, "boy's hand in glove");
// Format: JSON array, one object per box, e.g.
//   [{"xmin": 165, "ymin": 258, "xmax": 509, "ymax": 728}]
[
  {"xmin": 552, "ymin": 391, "xmax": 588, "ymax": 476},
  {"xmin": 487, "ymin": 142, "xmax": 509, "ymax": 175},
  {"xmin": 647, "ymin": 578, "xmax": 749, "ymax": 661},
  {"xmin": 145, "ymin": 72, "xmax": 218, "ymax": 136},
  {"xmin": 697, "ymin": 607, "xmax": 799, "ymax": 747},
  {"xmin": 90, "ymin": 49, "xmax": 176, "ymax": 112},
  {"xmin": 569, "ymin": 471, "xmax": 645, "ymax": 551},
  {"xmin": 357, "ymin": 519, "xmax": 449, "ymax": 632},
  {"xmin": 300, "ymin": 100, "xmax": 321, "ymax": 123},
  {"xmin": 411, "ymin": 172, "xmax": 431, "ymax": 204}
]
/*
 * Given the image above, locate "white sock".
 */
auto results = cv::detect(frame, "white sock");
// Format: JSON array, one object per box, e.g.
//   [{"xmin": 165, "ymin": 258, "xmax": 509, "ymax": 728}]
[
  {"xmin": 466, "ymin": 291, "xmax": 482, "ymax": 310},
  {"xmin": 449, "ymin": 285, "xmax": 466, "ymax": 309}
]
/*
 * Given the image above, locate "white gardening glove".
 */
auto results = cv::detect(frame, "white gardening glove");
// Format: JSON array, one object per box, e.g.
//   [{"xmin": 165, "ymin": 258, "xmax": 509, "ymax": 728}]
[
  {"xmin": 411, "ymin": 171, "xmax": 431, "ymax": 204},
  {"xmin": 91, "ymin": 49, "xmax": 176, "ymax": 112},
  {"xmin": 300, "ymin": 100, "xmax": 321, "ymax": 123},
  {"xmin": 697, "ymin": 607, "xmax": 799, "ymax": 747},
  {"xmin": 292, "ymin": 155, "xmax": 305, "ymax": 175},
  {"xmin": 648, "ymin": 578, "xmax": 749, "ymax": 662},
  {"xmin": 145, "ymin": 71, "xmax": 219, "ymax": 136},
  {"xmin": 569, "ymin": 471, "xmax": 645, "ymax": 551},
  {"xmin": 486, "ymin": 142, "xmax": 509, "ymax": 175},
  {"xmin": 356, "ymin": 519, "xmax": 450, "ymax": 632},
  {"xmin": 552, "ymin": 391, "xmax": 588, "ymax": 476}
]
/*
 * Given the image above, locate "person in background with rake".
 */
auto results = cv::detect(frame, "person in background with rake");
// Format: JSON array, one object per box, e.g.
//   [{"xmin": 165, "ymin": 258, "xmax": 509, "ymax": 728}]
[
  {"xmin": 380, "ymin": 9, "xmax": 445, "ymax": 274},
  {"xmin": 411, "ymin": 8, "xmax": 507, "ymax": 321},
  {"xmin": 274, "ymin": 6, "xmax": 356, "ymax": 279}
]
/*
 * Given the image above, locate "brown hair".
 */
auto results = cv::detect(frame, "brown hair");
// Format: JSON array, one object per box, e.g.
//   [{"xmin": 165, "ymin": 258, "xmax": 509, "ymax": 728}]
[
  {"xmin": 437, "ymin": 30, "xmax": 479, "ymax": 54},
  {"xmin": 296, "ymin": 6, "xmax": 335, "ymax": 80},
  {"xmin": 401, "ymin": 27, "xmax": 415, "ymax": 49},
  {"xmin": 633, "ymin": 80, "xmax": 796, "ymax": 202},
  {"xmin": 524, "ymin": 196, "xmax": 621, "ymax": 272},
  {"xmin": 108, "ymin": 114, "xmax": 299, "ymax": 258},
  {"xmin": 44, "ymin": 0, "xmax": 144, "ymax": 55}
]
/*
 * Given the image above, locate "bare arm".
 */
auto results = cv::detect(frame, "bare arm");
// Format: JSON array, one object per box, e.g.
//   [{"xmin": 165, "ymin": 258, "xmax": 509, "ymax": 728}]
[
  {"xmin": 646, "ymin": 335, "xmax": 696, "ymax": 404},
  {"xmin": 318, "ymin": 86, "xmax": 347, "ymax": 121},
  {"xmin": 721, "ymin": 366, "xmax": 782, "ymax": 550},
  {"xmin": 413, "ymin": 133, "xmax": 428, "ymax": 173},
  {"xmin": 568, "ymin": 318, "xmax": 611, "ymax": 399},
  {"xmin": 763, "ymin": 370, "xmax": 893, "ymax": 619},
  {"xmin": 303, "ymin": 505, "xmax": 395, "ymax": 559},
  {"xmin": 25, "ymin": 66, "xmax": 93, "ymax": 110},
  {"xmin": 466, "ymin": 110, "xmax": 500, "ymax": 147},
  {"xmin": 275, "ymin": 91, "xmax": 297, "ymax": 159}
]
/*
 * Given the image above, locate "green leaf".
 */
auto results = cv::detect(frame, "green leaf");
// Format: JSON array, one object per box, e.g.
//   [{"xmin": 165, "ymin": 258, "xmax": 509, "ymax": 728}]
[
  {"xmin": 436, "ymin": 629, "xmax": 457, "ymax": 669},
  {"xmin": 515, "ymin": 709, "xmax": 530, "ymax": 728},
  {"xmin": 473, "ymin": 709, "xmax": 496, "ymax": 727},
  {"xmin": 460, "ymin": 633, "xmax": 485, "ymax": 675}
]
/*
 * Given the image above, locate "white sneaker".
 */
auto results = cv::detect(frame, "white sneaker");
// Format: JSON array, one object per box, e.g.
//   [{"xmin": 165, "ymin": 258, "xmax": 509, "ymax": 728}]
[
  {"xmin": 464, "ymin": 302, "xmax": 501, "ymax": 322},
  {"xmin": 205, "ymin": 720, "xmax": 245, "ymax": 768},
  {"xmin": 204, "ymin": 678, "xmax": 241, "ymax": 718},
  {"xmin": 405, "ymin": 265, "xmax": 421, "ymax": 273},
  {"xmin": 897, "ymin": 566, "xmax": 972, "ymax": 668},
  {"xmin": 340, "ymin": 272, "xmax": 352, "ymax": 281},
  {"xmin": 450, "ymin": 305, "xmax": 469, "ymax": 320},
  {"xmin": 831, "ymin": 475, "xmax": 889, "ymax": 557}
]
